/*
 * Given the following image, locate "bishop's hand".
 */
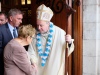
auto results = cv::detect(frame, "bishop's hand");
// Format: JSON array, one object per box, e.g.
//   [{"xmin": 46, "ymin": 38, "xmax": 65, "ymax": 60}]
[{"xmin": 65, "ymin": 34, "xmax": 72, "ymax": 44}]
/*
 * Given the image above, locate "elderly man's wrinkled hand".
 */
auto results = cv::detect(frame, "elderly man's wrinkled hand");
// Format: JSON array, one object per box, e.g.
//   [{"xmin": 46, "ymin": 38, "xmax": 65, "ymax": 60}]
[{"xmin": 65, "ymin": 34, "xmax": 72, "ymax": 44}]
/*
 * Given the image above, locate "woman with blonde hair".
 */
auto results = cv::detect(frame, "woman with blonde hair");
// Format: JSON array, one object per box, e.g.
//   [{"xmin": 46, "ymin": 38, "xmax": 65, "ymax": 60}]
[{"xmin": 4, "ymin": 24, "xmax": 37, "ymax": 75}]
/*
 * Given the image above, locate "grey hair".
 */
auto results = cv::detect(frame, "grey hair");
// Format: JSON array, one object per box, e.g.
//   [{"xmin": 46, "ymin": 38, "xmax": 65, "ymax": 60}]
[{"xmin": 8, "ymin": 8, "xmax": 24, "ymax": 17}]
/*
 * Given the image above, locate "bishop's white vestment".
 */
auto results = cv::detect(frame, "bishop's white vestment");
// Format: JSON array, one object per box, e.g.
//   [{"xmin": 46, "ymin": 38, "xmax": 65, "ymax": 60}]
[{"xmin": 28, "ymin": 24, "xmax": 74, "ymax": 75}]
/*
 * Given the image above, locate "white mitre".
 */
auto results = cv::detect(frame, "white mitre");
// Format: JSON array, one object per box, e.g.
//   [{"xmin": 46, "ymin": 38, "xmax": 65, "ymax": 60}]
[{"xmin": 36, "ymin": 4, "xmax": 54, "ymax": 21}]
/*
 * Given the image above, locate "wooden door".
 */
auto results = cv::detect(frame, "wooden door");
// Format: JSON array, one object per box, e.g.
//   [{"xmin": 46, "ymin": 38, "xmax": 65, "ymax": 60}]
[
  {"xmin": 31, "ymin": 0, "xmax": 72, "ymax": 75},
  {"xmin": 31, "ymin": 0, "xmax": 73, "ymax": 75},
  {"xmin": 65, "ymin": 0, "xmax": 83, "ymax": 75},
  {"xmin": 72, "ymin": 0, "xmax": 83, "ymax": 75},
  {"xmin": 31, "ymin": 0, "xmax": 68, "ymax": 29},
  {"xmin": 1, "ymin": 0, "xmax": 12, "ymax": 12},
  {"xmin": 31, "ymin": 0, "xmax": 83, "ymax": 75}
]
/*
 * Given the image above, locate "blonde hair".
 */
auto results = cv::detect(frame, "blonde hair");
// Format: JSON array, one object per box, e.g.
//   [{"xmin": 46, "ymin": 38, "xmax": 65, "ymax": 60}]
[{"xmin": 18, "ymin": 24, "xmax": 35, "ymax": 38}]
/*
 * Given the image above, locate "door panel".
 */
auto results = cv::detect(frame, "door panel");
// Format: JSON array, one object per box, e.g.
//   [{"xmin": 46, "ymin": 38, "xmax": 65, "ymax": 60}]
[
  {"xmin": 31, "ymin": 0, "xmax": 73, "ymax": 75},
  {"xmin": 1, "ymin": 0, "xmax": 82, "ymax": 75}
]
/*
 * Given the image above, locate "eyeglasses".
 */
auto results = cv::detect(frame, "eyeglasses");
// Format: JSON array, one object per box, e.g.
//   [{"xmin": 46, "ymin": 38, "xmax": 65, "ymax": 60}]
[{"xmin": 30, "ymin": 36, "xmax": 33, "ymax": 38}]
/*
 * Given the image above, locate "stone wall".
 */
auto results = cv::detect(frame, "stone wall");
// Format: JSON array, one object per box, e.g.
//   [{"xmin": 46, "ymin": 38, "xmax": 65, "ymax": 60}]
[{"xmin": 83, "ymin": 0, "xmax": 100, "ymax": 75}]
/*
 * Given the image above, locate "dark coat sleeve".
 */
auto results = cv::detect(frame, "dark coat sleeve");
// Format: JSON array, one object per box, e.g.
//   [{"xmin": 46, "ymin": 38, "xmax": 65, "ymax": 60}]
[
  {"xmin": 0, "ymin": 29, "xmax": 3, "ymax": 54},
  {"xmin": 0, "ymin": 24, "xmax": 13, "ymax": 75},
  {"xmin": 0, "ymin": 23, "xmax": 13, "ymax": 53}
]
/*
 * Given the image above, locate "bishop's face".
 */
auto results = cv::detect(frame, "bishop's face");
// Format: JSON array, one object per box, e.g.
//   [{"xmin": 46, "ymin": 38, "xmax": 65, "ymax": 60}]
[{"xmin": 37, "ymin": 20, "xmax": 49, "ymax": 34}]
